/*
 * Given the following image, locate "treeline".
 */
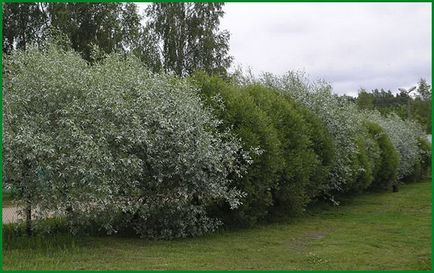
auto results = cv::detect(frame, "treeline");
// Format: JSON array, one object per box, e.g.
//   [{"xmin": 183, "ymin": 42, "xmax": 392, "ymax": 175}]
[
  {"xmin": 3, "ymin": 2, "xmax": 231, "ymax": 76},
  {"xmin": 355, "ymin": 82, "xmax": 432, "ymax": 133},
  {"xmin": 3, "ymin": 43, "xmax": 431, "ymax": 238}
]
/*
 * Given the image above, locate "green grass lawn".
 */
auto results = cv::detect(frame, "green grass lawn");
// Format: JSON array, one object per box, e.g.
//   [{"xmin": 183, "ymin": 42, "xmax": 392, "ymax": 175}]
[{"xmin": 2, "ymin": 180, "xmax": 432, "ymax": 270}]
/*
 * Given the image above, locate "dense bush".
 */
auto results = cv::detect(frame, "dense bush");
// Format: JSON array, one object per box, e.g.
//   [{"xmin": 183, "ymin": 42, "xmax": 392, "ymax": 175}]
[
  {"xmin": 364, "ymin": 122, "xmax": 400, "ymax": 190},
  {"xmin": 366, "ymin": 112, "xmax": 428, "ymax": 180},
  {"xmin": 249, "ymin": 71, "xmax": 429, "ymax": 196},
  {"xmin": 417, "ymin": 137, "xmax": 432, "ymax": 176},
  {"xmin": 259, "ymin": 72, "xmax": 368, "ymax": 196},
  {"xmin": 404, "ymin": 136, "xmax": 432, "ymax": 182},
  {"xmin": 244, "ymin": 85, "xmax": 334, "ymax": 216},
  {"xmin": 192, "ymin": 74, "xmax": 335, "ymax": 224},
  {"xmin": 291, "ymin": 104, "xmax": 335, "ymax": 199},
  {"xmin": 3, "ymin": 45, "xmax": 250, "ymax": 238},
  {"xmin": 192, "ymin": 74, "xmax": 282, "ymax": 226},
  {"xmin": 346, "ymin": 136, "xmax": 375, "ymax": 193},
  {"xmin": 4, "ymin": 44, "xmax": 430, "ymax": 239}
]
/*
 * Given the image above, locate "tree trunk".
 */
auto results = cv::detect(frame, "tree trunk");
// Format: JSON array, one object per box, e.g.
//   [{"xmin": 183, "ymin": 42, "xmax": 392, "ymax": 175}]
[
  {"xmin": 25, "ymin": 201, "xmax": 32, "ymax": 236},
  {"xmin": 23, "ymin": 159, "xmax": 32, "ymax": 236}
]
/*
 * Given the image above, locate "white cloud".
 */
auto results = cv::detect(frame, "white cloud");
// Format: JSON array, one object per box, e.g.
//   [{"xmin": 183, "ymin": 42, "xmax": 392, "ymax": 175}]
[
  {"xmin": 137, "ymin": 3, "xmax": 431, "ymax": 96},
  {"xmin": 220, "ymin": 3, "xmax": 431, "ymax": 96}
]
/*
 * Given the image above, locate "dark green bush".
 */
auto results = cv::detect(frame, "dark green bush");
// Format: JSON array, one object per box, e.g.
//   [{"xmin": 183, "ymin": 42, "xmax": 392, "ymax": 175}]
[
  {"xmin": 291, "ymin": 102, "xmax": 335, "ymax": 198},
  {"xmin": 343, "ymin": 121, "xmax": 399, "ymax": 193},
  {"xmin": 244, "ymin": 85, "xmax": 331, "ymax": 216},
  {"xmin": 349, "ymin": 136, "xmax": 375, "ymax": 193},
  {"xmin": 365, "ymin": 122, "xmax": 400, "ymax": 190},
  {"xmin": 192, "ymin": 74, "xmax": 283, "ymax": 227},
  {"xmin": 418, "ymin": 137, "xmax": 432, "ymax": 176},
  {"xmin": 404, "ymin": 137, "xmax": 431, "ymax": 182},
  {"xmin": 192, "ymin": 73, "xmax": 336, "ymax": 224}
]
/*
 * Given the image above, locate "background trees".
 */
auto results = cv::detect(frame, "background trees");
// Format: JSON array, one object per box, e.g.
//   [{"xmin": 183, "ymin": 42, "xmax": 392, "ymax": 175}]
[
  {"xmin": 3, "ymin": 2, "xmax": 232, "ymax": 75},
  {"xmin": 48, "ymin": 3, "xmax": 136, "ymax": 61},
  {"xmin": 356, "ymin": 79, "xmax": 432, "ymax": 133},
  {"xmin": 4, "ymin": 3, "xmax": 138, "ymax": 60},
  {"xmin": 146, "ymin": 2, "xmax": 232, "ymax": 76},
  {"xmin": 3, "ymin": 2, "xmax": 48, "ymax": 53}
]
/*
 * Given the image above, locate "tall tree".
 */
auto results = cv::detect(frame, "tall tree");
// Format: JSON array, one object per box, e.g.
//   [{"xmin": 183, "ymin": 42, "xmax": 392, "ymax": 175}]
[
  {"xmin": 412, "ymin": 79, "xmax": 432, "ymax": 133},
  {"xmin": 356, "ymin": 89, "xmax": 374, "ymax": 110},
  {"xmin": 416, "ymin": 78, "xmax": 432, "ymax": 101},
  {"xmin": 120, "ymin": 3, "xmax": 162, "ymax": 72},
  {"xmin": 355, "ymin": 80, "xmax": 432, "ymax": 133},
  {"xmin": 3, "ymin": 2, "xmax": 161, "ymax": 70},
  {"xmin": 2, "ymin": 3, "xmax": 49, "ymax": 53},
  {"xmin": 146, "ymin": 3, "xmax": 232, "ymax": 76},
  {"xmin": 48, "ymin": 3, "xmax": 127, "ymax": 61}
]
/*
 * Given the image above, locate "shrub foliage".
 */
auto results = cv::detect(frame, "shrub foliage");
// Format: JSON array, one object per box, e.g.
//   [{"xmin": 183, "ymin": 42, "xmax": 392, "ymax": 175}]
[
  {"xmin": 3, "ymin": 45, "xmax": 250, "ymax": 238},
  {"xmin": 3, "ymin": 45, "xmax": 431, "ymax": 239},
  {"xmin": 192, "ymin": 74, "xmax": 335, "ymax": 225}
]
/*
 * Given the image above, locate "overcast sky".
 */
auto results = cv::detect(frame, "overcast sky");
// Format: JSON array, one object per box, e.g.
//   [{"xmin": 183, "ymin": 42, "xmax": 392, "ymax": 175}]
[{"xmin": 138, "ymin": 3, "xmax": 431, "ymax": 96}]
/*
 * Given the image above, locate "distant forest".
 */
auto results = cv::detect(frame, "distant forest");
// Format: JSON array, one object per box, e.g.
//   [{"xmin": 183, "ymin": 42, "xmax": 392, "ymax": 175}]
[{"xmin": 352, "ymin": 81, "xmax": 431, "ymax": 133}]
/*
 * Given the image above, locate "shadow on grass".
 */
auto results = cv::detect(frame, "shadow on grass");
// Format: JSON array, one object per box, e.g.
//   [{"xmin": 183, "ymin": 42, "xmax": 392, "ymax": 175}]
[
  {"xmin": 3, "ymin": 218, "xmax": 81, "ymax": 252},
  {"xmin": 3, "ymin": 179, "xmax": 431, "ymax": 254}
]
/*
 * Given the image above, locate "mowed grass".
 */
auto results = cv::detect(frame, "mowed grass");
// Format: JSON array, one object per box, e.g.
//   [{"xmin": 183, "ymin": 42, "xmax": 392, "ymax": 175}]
[{"xmin": 2, "ymin": 180, "xmax": 432, "ymax": 270}]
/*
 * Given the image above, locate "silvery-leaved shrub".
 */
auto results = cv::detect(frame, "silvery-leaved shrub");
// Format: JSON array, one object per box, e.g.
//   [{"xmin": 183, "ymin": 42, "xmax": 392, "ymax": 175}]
[
  {"xmin": 364, "ymin": 111, "xmax": 428, "ymax": 180},
  {"xmin": 256, "ymin": 72, "xmax": 428, "ymax": 194},
  {"xmin": 3, "ymin": 44, "xmax": 250, "ymax": 238},
  {"xmin": 259, "ymin": 72, "xmax": 366, "ymax": 196}
]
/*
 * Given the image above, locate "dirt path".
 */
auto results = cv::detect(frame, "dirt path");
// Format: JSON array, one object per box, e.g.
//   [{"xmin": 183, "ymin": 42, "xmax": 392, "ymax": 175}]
[
  {"xmin": 3, "ymin": 206, "xmax": 57, "ymax": 224},
  {"xmin": 2, "ymin": 207, "xmax": 21, "ymax": 224}
]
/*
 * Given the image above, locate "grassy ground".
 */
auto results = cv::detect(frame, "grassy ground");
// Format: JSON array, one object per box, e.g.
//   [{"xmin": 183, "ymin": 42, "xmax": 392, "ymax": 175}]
[{"xmin": 2, "ymin": 180, "xmax": 432, "ymax": 270}]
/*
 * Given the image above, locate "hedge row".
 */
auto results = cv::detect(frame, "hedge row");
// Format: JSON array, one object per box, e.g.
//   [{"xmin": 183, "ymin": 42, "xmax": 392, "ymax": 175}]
[
  {"xmin": 191, "ymin": 74, "xmax": 336, "ymax": 226},
  {"xmin": 3, "ymin": 45, "xmax": 431, "ymax": 239},
  {"xmin": 260, "ymin": 72, "xmax": 431, "ymax": 189},
  {"xmin": 191, "ymin": 73, "xmax": 430, "ymax": 228}
]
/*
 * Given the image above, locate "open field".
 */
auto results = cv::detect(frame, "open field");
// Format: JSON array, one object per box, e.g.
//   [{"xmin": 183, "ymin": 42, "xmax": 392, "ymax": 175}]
[{"xmin": 2, "ymin": 180, "xmax": 432, "ymax": 270}]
